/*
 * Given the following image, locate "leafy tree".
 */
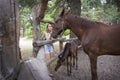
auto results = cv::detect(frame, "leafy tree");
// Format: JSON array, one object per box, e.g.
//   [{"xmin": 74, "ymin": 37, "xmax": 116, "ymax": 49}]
[
  {"xmin": 19, "ymin": 0, "xmax": 39, "ymax": 8},
  {"xmin": 19, "ymin": 0, "xmax": 120, "ymax": 38},
  {"xmin": 81, "ymin": 0, "xmax": 120, "ymax": 24},
  {"xmin": 20, "ymin": 8, "xmax": 32, "ymax": 37}
]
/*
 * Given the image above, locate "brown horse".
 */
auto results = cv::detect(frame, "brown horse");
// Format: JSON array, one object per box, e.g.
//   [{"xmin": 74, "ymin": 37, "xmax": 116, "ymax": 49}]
[
  {"xmin": 55, "ymin": 40, "xmax": 78, "ymax": 76},
  {"xmin": 52, "ymin": 9, "xmax": 120, "ymax": 80}
]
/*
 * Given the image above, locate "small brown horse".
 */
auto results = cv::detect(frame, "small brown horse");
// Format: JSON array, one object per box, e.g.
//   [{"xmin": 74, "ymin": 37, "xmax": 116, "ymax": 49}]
[
  {"xmin": 52, "ymin": 9, "xmax": 120, "ymax": 80},
  {"xmin": 55, "ymin": 40, "xmax": 78, "ymax": 76}
]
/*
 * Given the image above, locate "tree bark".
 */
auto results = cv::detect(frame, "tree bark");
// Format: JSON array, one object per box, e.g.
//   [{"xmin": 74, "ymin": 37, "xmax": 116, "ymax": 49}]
[{"xmin": 0, "ymin": 0, "xmax": 20, "ymax": 79}]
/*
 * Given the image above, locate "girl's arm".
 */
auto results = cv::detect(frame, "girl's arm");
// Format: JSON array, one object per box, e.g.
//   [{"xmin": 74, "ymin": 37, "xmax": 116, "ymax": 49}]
[{"xmin": 44, "ymin": 32, "xmax": 50, "ymax": 40}]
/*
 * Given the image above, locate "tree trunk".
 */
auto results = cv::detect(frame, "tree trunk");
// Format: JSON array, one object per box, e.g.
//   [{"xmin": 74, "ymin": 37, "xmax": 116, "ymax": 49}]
[
  {"xmin": 32, "ymin": 0, "xmax": 49, "ymax": 57},
  {"xmin": 67, "ymin": 0, "xmax": 81, "ymax": 38},
  {"xmin": 0, "ymin": 0, "xmax": 20, "ymax": 79},
  {"xmin": 32, "ymin": 5, "xmax": 41, "ymax": 57}
]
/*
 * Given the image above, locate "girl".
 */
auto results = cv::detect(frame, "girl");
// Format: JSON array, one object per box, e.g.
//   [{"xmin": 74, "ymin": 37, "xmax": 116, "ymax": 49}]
[{"xmin": 43, "ymin": 23, "xmax": 54, "ymax": 77}]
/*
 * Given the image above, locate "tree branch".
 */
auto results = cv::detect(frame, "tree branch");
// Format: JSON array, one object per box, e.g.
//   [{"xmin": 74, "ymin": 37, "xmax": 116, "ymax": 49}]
[{"xmin": 41, "ymin": 19, "xmax": 55, "ymax": 24}]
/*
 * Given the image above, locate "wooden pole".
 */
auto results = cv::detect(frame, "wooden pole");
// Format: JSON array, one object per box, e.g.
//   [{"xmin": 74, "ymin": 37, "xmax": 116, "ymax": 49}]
[
  {"xmin": 33, "ymin": 38, "xmax": 65, "ymax": 47},
  {"xmin": 59, "ymin": 41, "xmax": 63, "ymax": 52},
  {"xmin": 32, "ymin": 0, "xmax": 49, "ymax": 57}
]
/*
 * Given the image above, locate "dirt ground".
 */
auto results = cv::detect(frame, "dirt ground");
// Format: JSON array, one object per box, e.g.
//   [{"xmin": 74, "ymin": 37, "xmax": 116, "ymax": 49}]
[
  {"xmin": 51, "ymin": 50, "xmax": 120, "ymax": 80},
  {"xmin": 20, "ymin": 38, "xmax": 120, "ymax": 80},
  {"xmin": 19, "ymin": 38, "xmax": 33, "ymax": 60}
]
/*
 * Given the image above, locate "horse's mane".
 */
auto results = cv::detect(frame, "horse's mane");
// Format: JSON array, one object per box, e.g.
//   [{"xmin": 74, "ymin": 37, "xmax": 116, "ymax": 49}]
[{"xmin": 66, "ymin": 13, "xmax": 108, "ymax": 29}]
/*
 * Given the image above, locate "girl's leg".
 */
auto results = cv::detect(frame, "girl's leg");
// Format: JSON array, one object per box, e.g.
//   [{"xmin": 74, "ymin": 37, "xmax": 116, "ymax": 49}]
[
  {"xmin": 45, "ymin": 53, "xmax": 51, "ymax": 61},
  {"xmin": 45, "ymin": 53, "xmax": 53, "ymax": 77}
]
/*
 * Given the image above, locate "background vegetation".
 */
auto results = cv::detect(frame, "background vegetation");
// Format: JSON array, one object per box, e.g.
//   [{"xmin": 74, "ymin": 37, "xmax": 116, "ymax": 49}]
[{"xmin": 19, "ymin": 0, "xmax": 120, "ymax": 38}]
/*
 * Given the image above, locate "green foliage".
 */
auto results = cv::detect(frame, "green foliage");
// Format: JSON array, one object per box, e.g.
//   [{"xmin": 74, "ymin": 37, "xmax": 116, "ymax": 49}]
[
  {"xmin": 63, "ymin": 29, "xmax": 70, "ymax": 36},
  {"xmin": 19, "ymin": 0, "xmax": 120, "ymax": 38},
  {"xmin": 81, "ymin": 0, "xmax": 101, "ymax": 9},
  {"xmin": 40, "ymin": 23, "xmax": 46, "ymax": 37},
  {"xmin": 19, "ymin": 0, "xmax": 39, "ymax": 8},
  {"xmin": 25, "ymin": 22, "xmax": 32, "ymax": 37},
  {"xmin": 20, "ymin": 7, "xmax": 32, "ymax": 38},
  {"xmin": 81, "ymin": 0, "xmax": 120, "ymax": 24}
]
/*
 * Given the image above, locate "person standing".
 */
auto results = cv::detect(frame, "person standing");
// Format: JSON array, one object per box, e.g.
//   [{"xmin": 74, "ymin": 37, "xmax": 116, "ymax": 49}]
[{"xmin": 43, "ymin": 23, "xmax": 54, "ymax": 77}]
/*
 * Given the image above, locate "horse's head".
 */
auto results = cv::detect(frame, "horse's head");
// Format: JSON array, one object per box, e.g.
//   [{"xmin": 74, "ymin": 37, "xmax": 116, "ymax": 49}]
[
  {"xmin": 52, "ymin": 9, "xmax": 69, "ymax": 38},
  {"xmin": 55, "ymin": 52, "xmax": 65, "ymax": 71}
]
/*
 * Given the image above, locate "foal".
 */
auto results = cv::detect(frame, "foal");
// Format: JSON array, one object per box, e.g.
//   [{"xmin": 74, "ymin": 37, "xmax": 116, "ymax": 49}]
[{"xmin": 55, "ymin": 40, "xmax": 78, "ymax": 76}]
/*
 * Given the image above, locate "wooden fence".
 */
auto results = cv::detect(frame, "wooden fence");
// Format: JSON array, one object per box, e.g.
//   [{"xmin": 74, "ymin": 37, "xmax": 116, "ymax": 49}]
[{"xmin": 33, "ymin": 37, "xmax": 82, "ymax": 65}]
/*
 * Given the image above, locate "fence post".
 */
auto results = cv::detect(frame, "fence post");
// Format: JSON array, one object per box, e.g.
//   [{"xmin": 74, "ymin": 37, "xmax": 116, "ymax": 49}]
[{"xmin": 59, "ymin": 40, "xmax": 63, "ymax": 52}]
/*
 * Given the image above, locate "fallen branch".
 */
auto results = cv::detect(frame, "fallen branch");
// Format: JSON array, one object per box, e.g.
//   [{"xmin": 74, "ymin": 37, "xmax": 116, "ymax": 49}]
[
  {"xmin": 33, "ymin": 38, "xmax": 65, "ymax": 47},
  {"xmin": 41, "ymin": 19, "xmax": 55, "ymax": 24},
  {"xmin": 62, "ymin": 37, "xmax": 78, "ymax": 42}
]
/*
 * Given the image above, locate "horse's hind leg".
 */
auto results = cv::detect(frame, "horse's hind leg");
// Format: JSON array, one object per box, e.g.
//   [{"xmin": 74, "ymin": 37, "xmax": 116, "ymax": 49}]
[
  {"xmin": 72, "ymin": 55, "xmax": 75, "ymax": 67},
  {"xmin": 67, "ymin": 56, "xmax": 72, "ymax": 76},
  {"xmin": 67, "ymin": 57, "xmax": 70, "ymax": 76},
  {"xmin": 76, "ymin": 50, "xmax": 78, "ymax": 70},
  {"xmin": 70, "ymin": 56, "xmax": 72, "ymax": 75}
]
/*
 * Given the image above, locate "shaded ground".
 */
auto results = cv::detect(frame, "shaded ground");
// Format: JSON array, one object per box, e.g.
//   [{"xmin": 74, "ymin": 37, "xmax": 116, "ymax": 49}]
[{"xmin": 51, "ymin": 50, "xmax": 120, "ymax": 80}]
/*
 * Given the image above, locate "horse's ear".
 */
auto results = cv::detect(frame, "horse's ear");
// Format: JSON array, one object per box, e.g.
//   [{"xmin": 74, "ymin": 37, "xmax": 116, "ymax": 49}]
[{"xmin": 59, "ymin": 8, "xmax": 65, "ymax": 17}]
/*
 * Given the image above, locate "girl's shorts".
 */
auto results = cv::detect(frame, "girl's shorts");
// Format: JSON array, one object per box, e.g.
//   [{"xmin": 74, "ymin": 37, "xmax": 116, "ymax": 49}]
[{"xmin": 44, "ymin": 44, "xmax": 53, "ymax": 54}]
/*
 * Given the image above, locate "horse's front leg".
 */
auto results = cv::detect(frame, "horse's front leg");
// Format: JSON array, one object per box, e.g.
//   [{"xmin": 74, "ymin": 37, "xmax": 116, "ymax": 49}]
[
  {"xmin": 67, "ymin": 57, "xmax": 70, "ymax": 76},
  {"xmin": 89, "ymin": 54, "xmax": 98, "ymax": 80}
]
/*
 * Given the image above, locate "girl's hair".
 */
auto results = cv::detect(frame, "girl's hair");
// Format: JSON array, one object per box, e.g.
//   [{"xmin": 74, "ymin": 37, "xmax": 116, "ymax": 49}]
[{"xmin": 46, "ymin": 23, "xmax": 49, "ymax": 28}]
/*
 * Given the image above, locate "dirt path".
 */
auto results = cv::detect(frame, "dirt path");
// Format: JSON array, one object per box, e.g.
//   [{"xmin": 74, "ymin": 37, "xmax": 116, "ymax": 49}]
[
  {"xmin": 19, "ymin": 38, "xmax": 33, "ymax": 60},
  {"xmin": 51, "ymin": 50, "xmax": 120, "ymax": 80},
  {"xmin": 19, "ymin": 38, "xmax": 120, "ymax": 80}
]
